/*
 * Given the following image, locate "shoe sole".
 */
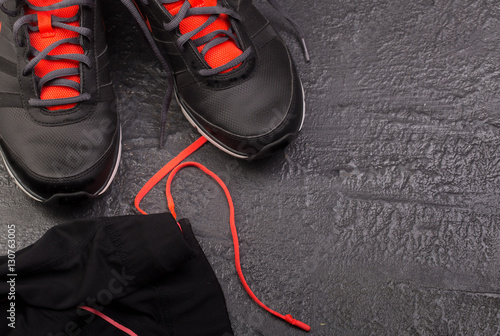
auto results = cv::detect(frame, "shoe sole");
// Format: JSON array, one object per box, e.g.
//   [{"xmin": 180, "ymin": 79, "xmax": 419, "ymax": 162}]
[{"xmin": 0, "ymin": 126, "xmax": 123, "ymax": 203}]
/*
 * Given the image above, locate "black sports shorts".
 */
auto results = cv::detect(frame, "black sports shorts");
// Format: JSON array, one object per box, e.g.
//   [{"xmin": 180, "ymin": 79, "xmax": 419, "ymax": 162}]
[{"xmin": 0, "ymin": 213, "xmax": 234, "ymax": 336}]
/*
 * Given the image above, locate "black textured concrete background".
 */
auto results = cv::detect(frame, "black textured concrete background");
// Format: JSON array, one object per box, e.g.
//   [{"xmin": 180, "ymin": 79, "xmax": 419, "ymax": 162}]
[{"xmin": 2, "ymin": 0, "xmax": 500, "ymax": 335}]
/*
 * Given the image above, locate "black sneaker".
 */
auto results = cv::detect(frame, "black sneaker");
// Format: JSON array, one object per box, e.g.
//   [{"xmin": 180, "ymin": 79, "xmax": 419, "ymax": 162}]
[
  {"xmin": 120, "ymin": 0, "xmax": 308, "ymax": 160},
  {"xmin": 0, "ymin": 0, "xmax": 121, "ymax": 202}
]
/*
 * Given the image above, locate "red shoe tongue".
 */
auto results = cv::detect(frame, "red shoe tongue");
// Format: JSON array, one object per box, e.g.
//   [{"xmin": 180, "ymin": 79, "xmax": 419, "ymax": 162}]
[
  {"xmin": 165, "ymin": 0, "xmax": 216, "ymax": 15},
  {"xmin": 164, "ymin": 0, "xmax": 243, "ymax": 72},
  {"xmin": 189, "ymin": 0, "xmax": 211, "ymax": 7},
  {"xmin": 28, "ymin": 0, "xmax": 63, "ymax": 7}
]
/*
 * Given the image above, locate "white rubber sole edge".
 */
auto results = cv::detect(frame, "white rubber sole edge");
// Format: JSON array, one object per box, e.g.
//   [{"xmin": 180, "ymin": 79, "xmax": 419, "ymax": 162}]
[
  {"xmin": 0, "ymin": 127, "xmax": 123, "ymax": 203},
  {"xmin": 176, "ymin": 80, "xmax": 306, "ymax": 160},
  {"xmin": 96, "ymin": 126, "xmax": 123, "ymax": 196}
]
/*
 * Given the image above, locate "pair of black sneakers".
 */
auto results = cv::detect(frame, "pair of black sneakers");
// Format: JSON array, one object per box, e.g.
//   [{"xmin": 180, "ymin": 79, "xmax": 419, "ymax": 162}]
[{"xmin": 0, "ymin": 0, "xmax": 307, "ymax": 202}]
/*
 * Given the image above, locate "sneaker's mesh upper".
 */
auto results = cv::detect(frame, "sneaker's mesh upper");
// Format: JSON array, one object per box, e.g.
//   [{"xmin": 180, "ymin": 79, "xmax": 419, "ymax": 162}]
[
  {"xmin": 26, "ymin": 0, "xmax": 82, "ymax": 110},
  {"xmin": 164, "ymin": 0, "xmax": 243, "ymax": 71}
]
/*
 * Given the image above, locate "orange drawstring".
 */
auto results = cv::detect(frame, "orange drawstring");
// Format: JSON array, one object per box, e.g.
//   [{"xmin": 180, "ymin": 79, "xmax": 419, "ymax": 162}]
[
  {"xmin": 135, "ymin": 137, "xmax": 310, "ymax": 332},
  {"xmin": 134, "ymin": 136, "xmax": 207, "ymax": 214},
  {"xmin": 79, "ymin": 306, "xmax": 138, "ymax": 335}
]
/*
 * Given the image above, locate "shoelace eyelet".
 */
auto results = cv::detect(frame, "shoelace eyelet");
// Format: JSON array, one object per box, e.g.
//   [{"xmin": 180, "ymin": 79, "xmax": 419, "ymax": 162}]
[
  {"xmin": 17, "ymin": 39, "xmax": 26, "ymax": 48},
  {"xmin": 176, "ymin": 42, "xmax": 185, "ymax": 52},
  {"xmin": 0, "ymin": 3, "xmax": 19, "ymax": 17}
]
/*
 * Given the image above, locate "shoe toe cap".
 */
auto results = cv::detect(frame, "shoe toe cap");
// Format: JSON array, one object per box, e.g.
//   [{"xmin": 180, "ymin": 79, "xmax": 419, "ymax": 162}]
[
  {"xmin": 0, "ymin": 103, "xmax": 120, "ymax": 201},
  {"xmin": 180, "ymin": 39, "xmax": 304, "ymax": 158}
]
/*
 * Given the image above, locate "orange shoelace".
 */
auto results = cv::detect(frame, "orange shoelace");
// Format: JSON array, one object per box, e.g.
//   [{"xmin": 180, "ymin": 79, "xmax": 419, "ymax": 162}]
[{"xmin": 135, "ymin": 136, "xmax": 311, "ymax": 332}]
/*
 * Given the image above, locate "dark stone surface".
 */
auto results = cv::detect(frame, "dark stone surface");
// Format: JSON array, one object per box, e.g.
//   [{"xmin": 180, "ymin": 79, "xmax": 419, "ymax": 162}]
[{"xmin": 2, "ymin": 0, "xmax": 500, "ymax": 335}]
